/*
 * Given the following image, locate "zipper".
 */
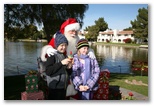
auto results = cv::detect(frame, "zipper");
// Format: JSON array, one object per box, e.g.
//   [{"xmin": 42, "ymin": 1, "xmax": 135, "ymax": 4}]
[{"xmin": 64, "ymin": 67, "xmax": 68, "ymax": 90}]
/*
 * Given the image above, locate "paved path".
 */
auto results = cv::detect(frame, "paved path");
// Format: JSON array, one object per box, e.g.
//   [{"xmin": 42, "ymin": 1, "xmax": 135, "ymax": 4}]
[
  {"xmin": 70, "ymin": 87, "xmax": 148, "ymax": 100},
  {"xmin": 120, "ymin": 87, "xmax": 148, "ymax": 100}
]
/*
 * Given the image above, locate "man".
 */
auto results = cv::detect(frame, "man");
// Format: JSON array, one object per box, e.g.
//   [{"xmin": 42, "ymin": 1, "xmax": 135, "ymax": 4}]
[{"xmin": 41, "ymin": 18, "xmax": 95, "ymax": 62}]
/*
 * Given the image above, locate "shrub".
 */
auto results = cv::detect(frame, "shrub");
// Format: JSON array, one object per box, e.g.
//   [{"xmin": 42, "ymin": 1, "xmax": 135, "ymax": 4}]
[
  {"xmin": 123, "ymin": 38, "xmax": 132, "ymax": 43},
  {"xmin": 106, "ymin": 39, "xmax": 110, "ymax": 43}
]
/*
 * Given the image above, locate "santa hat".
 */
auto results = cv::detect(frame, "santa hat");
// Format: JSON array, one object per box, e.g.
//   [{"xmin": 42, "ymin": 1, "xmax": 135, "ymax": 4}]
[
  {"xmin": 48, "ymin": 18, "xmax": 80, "ymax": 48},
  {"xmin": 48, "ymin": 31, "xmax": 61, "ymax": 48},
  {"xmin": 60, "ymin": 18, "xmax": 80, "ymax": 34}
]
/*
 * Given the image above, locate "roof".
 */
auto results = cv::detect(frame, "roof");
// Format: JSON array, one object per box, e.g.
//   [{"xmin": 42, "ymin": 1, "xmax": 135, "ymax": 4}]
[
  {"xmin": 118, "ymin": 31, "xmax": 133, "ymax": 34},
  {"xmin": 99, "ymin": 31, "xmax": 113, "ymax": 34},
  {"xmin": 99, "ymin": 30, "xmax": 133, "ymax": 35}
]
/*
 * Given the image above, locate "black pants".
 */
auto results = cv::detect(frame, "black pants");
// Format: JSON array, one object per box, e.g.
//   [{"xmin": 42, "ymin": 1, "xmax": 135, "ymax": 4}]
[{"xmin": 48, "ymin": 88, "xmax": 66, "ymax": 100}]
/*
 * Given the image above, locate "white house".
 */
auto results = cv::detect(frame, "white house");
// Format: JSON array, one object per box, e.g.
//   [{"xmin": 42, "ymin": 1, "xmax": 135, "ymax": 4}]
[
  {"xmin": 78, "ymin": 31, "xmax": 86, "ymax": 39},
  {"xmin": 97, "ymin": 29, "xmax": 134, "ymax": 43}
]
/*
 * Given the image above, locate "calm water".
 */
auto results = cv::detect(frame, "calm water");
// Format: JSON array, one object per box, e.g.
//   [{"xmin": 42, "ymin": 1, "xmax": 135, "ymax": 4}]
[
  {"xmin": 92, "ymin": 44, "xmax": 148, "ymax": 74},
  {"xmin": 4, "ymin": 42, "xmax": 47, "ymax": 76},
  {"xmin": 4, "ymin": 42, "xmax": 148, "ymax": 76}
]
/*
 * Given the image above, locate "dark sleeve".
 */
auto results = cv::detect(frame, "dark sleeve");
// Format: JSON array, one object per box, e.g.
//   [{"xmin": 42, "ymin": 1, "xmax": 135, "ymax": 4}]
[
  {"xmin": 45, "ymin": 55, "xmax": 63, "ymax": 76},
  {"xmin": 66, "ymin": 68, "xmax": 72, "ymax": 76}
]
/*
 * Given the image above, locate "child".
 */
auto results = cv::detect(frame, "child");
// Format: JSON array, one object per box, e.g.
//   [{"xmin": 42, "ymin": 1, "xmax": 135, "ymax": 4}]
[
  {"xmin": 72, "ymin": 39, "xmax": 100, "ymax": 100},
  {"xmin": 45, "ymin": 32, "xmax": 73, "ymax": 100}
]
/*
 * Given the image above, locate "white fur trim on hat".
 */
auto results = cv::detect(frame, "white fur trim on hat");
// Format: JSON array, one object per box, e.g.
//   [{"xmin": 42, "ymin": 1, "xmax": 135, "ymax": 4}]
[
  {"xmin": 53, "ymin": 33, "xmax": 56, "ymax": 38},
  {"xmin": 40, "ymin": 45, "xmax": 53, "ymax": 62},
  {"xmin": 64, "ymin": 23, "xmax": 80, "ymax": 32}
]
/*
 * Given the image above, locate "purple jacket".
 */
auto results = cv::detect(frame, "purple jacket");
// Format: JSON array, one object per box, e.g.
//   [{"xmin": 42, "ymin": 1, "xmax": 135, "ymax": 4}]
[{"xmin": 72, "ymin": 54, "xmax": 100, "ymax": 91}]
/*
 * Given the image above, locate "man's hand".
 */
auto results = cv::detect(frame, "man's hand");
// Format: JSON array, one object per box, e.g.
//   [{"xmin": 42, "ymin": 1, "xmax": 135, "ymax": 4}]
[
  {"xmin": 88, "ymin": 48, "xmax": 96, "ymax": 59},
  {"xmin": 46, "ymin": 48, "xmax": 57, "ymax": 57}
]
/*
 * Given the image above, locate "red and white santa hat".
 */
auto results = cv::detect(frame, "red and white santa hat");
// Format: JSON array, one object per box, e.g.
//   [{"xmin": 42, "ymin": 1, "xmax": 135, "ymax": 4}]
[
  {"xmin": 48, "ymin": 18, "xmax": 80, "ymax": 48},
  {"xmin": 60, "ymin": 18, "xmax": 80, "ymax": 34}
]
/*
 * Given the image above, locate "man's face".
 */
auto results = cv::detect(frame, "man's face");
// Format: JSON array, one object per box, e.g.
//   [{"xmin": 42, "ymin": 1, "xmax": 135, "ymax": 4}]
[{"xmin": 67, "ymin": 30, "xmax": 78, "ymax": 38}]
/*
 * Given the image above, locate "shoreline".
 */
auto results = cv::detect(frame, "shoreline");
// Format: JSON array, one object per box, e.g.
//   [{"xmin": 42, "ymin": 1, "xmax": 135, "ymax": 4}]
[
  {"xmin": 92, "ymin": 42, "xmax": 148, "ymax": 48},
  {"xmin": 5, "ymin": 40, "xmax": 148, "ymax": 49},
  {"xmin": 4, "ymin": 39, "xmax": 48, "ymax": 42}
]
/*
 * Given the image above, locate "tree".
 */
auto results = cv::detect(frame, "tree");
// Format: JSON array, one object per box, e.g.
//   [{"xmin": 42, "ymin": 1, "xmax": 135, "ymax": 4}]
[
  {"xmin": 4, "ymin": 4, "xmax": 89, "ymax": 42},
  {"xmin": 84, "ymin": 26, "xmax": 89, "ymax": 31},
  {"xmin": 4, "ymin": 24, "xmax": 39, "ymax": 41},
  {"xmin": 23, "ymin": 24, "xmax": 38, "ymax": 39},
  {"xmin": 123, "ymin": 27, "xmax": 133, "ymax": 31},
  {"xmin": 131, "ymin": 7, "xmax": 148, "ymax": 43},
  {"xmin": 95, "ymin": 17, "xmax": 108, "ymax": 31},
  {"xmin": 84, "ymin": 17, "xmax": 108, "ymax": 41},
  {"xmin": 39, "ymin": 28, "xmax": 47, "ymax": 39},
  {"xmin": 85, "ymin": 25, "xmax": 99, "ymax": 41}
]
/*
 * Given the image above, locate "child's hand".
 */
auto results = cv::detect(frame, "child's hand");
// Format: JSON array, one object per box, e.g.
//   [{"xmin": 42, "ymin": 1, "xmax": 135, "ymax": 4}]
[
  {"xmin": 68, "ymin": 57, "xmax": 74, "ymax": 64},
  {"xmin": 71, "ymin": 58, "xmax": 74, "ymax": 64},
  {"xmin": 67, "ymin": 58, "xmax": 74, "ymax": 69},
  {"xmin": 79, "ymin": 85, "xmax": 85, "ymax": 91},
  {"xmin": 79, "ymin": 85, "xmax": 89, "ymax": 91},
  {"xmin": 84, "ymin": 86, "xmax": 89, "ymax": 91},
  {"xmin": 61, "ymin": 58, "xmax": 71, "ymax": 65},
  {"xmin": 67, "ymin": 63, "xmax": 73, "ymax": 69}
]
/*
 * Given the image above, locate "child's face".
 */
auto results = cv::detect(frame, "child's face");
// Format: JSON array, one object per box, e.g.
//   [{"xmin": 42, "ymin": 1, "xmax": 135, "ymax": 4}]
[
  {"xmin": 78, "ymin": 46, "xmax": 89, "ymax": 55},
  {"xmin": 57, "ymin": 43, "xmax": 67, "ymax": 53}
]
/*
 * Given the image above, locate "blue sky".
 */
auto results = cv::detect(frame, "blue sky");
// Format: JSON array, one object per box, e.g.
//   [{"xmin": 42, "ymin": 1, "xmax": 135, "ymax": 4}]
[{"xmin": 81, "ymin": 4, "xmax": 148, "ymax": 31}]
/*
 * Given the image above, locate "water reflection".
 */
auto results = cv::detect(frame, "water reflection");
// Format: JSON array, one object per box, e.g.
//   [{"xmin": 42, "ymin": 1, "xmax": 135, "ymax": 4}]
[
  {"xmin": 4, "ymin": 42, "xmax": 148, "ymax": 76},
  {"xmin": 91, "ymin": 44, "xmax": 148, "ymax": 73},
  {"xmin": 4, "ymin": 42, "xmax": 47, "ymax": 76}
]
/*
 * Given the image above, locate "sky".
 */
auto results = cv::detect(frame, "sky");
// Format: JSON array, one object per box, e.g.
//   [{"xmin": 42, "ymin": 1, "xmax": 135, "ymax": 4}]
[{"xmin": 81, "ymin": 4, "xmax": 148, "ymax": 31}]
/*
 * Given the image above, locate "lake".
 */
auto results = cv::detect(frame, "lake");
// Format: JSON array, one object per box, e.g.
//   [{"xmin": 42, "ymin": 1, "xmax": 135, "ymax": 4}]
[
  {"xmin": 92, "ymin": 44, "xmax": 148, "ymax": 74},
  {"xmin": 4, "ymin": 42, "xmax": 148, "ymax": 76}
]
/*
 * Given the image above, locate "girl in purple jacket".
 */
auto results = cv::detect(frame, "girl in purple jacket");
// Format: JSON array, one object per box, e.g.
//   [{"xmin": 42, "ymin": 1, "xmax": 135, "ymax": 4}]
[{"xmin": 72, "ymin": 39, "xmax": 100, "ymax": 100}]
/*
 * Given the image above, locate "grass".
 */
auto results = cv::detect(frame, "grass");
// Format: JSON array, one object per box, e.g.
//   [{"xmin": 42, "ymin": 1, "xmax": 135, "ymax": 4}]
[{"xmin": 109, "ymin": 73, "xmax": 148, "ymax": 96}]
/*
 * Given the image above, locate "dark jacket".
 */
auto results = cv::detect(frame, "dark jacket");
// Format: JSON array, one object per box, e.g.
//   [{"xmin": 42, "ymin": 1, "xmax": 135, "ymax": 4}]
[{"xmin": 45, "ymin": 52, "xmax": 72, "ymax": 89}]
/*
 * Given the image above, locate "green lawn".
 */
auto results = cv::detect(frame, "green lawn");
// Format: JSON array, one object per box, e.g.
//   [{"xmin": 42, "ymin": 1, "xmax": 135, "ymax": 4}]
[{"xmin": 109, "ymin": 73, "xmax": 148, "ymax": 96}]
